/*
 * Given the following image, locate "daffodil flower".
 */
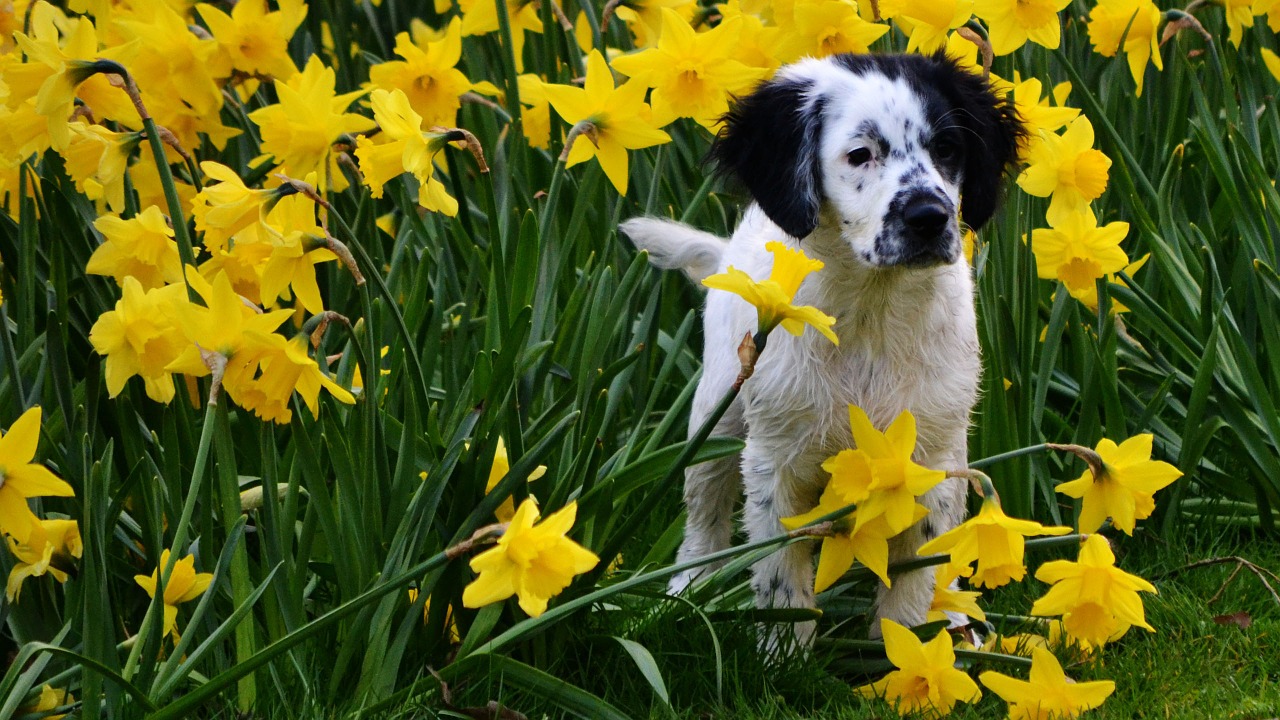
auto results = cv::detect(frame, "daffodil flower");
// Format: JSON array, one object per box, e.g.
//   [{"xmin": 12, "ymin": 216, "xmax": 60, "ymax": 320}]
[
  {"xmin": 980, "ymin": 647, "xmax": 1116, "ymax": 718},
  {"xmin": 1055, "ymin": 434, "xmax": 1182, "ymax": 535},
  {"xmin": 542, "ymin": 50, "xmax": 671, "ymax": 196},
  {"xmin": 248, "ymin": 56, "xmax": 376, "ymax": 191},
  {"xmin": 369, "ymin": 19, "xmax": 500, "ymax": 129},
  {"xmin": 855, "ymin": 619, "xmax": 982, "ymax": 716},
  {"xmin": 87, "ymin": 206, "xmax": 183, "ymax": 290},
  {"xmin": 973, "ymin": 0, "xmax": 1071, "ymax": 55},
  {"xmin": 1029, "ymin": 208, "xmax": 1131, "ymax": 304},
  {"xmin": 6, "ymin": 518, "xmax": 82, "ymax": 602},
  {"xmin": 355, "ymin": 88, "xmax": 463, "ymax": 216},
  {"xmin": 134, "ymin": 549, "xmax": 215, "ymax": 641},
  {"xmin": 198, "ymin": 0, "xmax": 307, "ymax": 81},
  {"xmin": 778, "ymin": 0, "xmax": 890, "ymax": 62},
  {"xmin": 610, "ymin": 9, "xmax": 768, "ymax": 130},
  {"xmin": 894, "ymin": 0, "xmax": 974, "ymax": 55},
  {"xmin": 462, "ymin": 498, "xmax": 599, "ymax": 617},
  {"xmin": 89, "ymin": 279, "xmax": 188, "ymax": 403},
  {"xmin": 701, "ymin": 241, "xmax": 839, "ymax": 344},
  {"xmin": 847, "ymin": 406, "xmax": 947, "ymax": 534},
  {"xmin": 1031, "ymin": 534, "xmax": 1158, "ymax": 649},
  {"xmin": 918, "ymin": 494, "xmax": 1072, "ymax": 589},
  {"xmin": 1017, "ymin": 116, "xmax": 1112, "ymax": 226},
  {"xmin": 1087, "ymin": 0, "xmax": 1164, "ymax": 96},
  {"xmin": 0, "ymin": 407, "xmax": 76, "ymax": 543},
  {"xmin": 926, "ymin": 565, "xmax": 986, "ymax": 624},
  {"xmin": 485, "ymin": 437, "xmax": 548, "ymax": 523}
]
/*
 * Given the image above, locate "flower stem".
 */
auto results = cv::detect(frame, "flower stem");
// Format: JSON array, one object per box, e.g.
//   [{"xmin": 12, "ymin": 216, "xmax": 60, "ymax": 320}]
[
  {"xmin": 121, "ymin": 400, "xmax": 220, "ymax": 681},
  {"xmin": 969, "ymin": 443, "xmax": 1049, "ymax": 469}
]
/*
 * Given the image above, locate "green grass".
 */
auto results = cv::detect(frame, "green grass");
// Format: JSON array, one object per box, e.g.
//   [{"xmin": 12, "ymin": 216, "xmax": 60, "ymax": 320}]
[{"xmin": 289, "ymin": 528, "xmax": 1280, "ymax": 719}]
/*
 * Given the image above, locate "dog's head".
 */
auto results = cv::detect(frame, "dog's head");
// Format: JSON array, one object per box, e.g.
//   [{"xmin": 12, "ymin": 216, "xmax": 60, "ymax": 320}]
[{"xmin": 709, "ymin": 53, "xmax": 1023, "ymax": 268}]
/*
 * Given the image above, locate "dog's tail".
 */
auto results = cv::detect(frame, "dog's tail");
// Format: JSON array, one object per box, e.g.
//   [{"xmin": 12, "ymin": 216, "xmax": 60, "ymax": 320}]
[{"xmin": 619, "ymin": 217, "xmax": 728, "ymax": 284}]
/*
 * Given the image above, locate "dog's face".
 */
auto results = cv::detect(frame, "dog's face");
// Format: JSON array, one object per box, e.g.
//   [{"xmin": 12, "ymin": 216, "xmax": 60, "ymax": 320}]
[{"xmin": 710, "ymin": 53, "xmax": 1023, "ymax": 268}]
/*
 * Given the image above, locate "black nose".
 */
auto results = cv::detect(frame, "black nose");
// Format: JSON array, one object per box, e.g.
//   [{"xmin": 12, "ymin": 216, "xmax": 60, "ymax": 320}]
[{"xmin": 904, "ymin": 200, "xmax": 951, "ymax": 236}]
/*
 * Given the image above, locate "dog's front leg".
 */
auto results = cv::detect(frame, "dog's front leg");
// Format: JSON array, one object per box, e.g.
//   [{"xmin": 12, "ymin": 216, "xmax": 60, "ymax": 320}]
[{"xmin": 741, "ymin": 440, "xmax": 820, "ymax": 653}]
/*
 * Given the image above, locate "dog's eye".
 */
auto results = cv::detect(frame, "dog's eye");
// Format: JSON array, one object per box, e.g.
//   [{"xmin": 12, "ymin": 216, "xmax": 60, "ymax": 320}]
[
  {"xmin": 847, "ymin": 147, "xmax": 872, "ymax": 166},
  {"xmin": 933, "ymin": 140, "xmax": 961, "ymax": 162}
]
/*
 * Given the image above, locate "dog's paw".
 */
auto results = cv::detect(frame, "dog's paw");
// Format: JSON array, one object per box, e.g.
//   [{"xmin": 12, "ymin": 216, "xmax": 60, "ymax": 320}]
[{"xmin": 666, "ymin": 569, "xmax": 700, "ymax": 595}]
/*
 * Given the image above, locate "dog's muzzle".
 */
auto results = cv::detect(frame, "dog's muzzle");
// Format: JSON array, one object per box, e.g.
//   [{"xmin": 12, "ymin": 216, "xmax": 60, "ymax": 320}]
[{"xmin": 893, "ymin": 192, "xmax": 960, "ymax": 267}]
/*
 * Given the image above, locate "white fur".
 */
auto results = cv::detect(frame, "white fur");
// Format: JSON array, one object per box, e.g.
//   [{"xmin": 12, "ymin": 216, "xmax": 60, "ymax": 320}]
[{"xmin": 622, "ymin": 56, "xmax": 988, "ymax": 649}]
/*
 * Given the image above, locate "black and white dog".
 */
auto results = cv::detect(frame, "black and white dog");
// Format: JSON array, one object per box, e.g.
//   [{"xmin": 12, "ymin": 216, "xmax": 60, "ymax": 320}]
[{"xmin": 622, "ymin": 53, "xmax": 1022, "ymax": 645}]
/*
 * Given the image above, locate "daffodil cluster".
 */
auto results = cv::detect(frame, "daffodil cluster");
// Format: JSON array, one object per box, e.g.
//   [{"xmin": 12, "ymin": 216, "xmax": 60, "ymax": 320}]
[{"xmin": 0, "ymin": 407, "xmax": 80, "ymax": 604}]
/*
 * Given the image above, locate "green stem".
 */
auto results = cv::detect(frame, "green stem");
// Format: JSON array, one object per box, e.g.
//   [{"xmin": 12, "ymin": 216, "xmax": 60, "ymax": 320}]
[
  {"xmin": 969, "ymin": 443, "xmax": 1049, "ymax": 469},
  {"xmin": 213, "ymin": 402, "xmax": 257, "ymax": 709},
  {"xmin": 121, "ymin": 401, "xmax": 219, "ymax": 681}
]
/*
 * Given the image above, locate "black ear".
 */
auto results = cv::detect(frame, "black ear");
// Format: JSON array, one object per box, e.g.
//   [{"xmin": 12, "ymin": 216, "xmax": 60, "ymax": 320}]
[
  {"xmin": 708, "ymin": 77, "xmax": 825, "ymax": 239},
  {"xmin": 931, "ymin": 54, "xmax": 1025, "ymax": 231}
]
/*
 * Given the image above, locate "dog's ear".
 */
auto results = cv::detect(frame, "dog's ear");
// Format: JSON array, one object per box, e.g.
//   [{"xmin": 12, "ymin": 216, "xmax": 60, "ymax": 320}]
[
  {"xmin": 709, "ymin": 77, "xmax": 825, "ymax": 239},
  {"xmin": 933, "ymin": 55, "xmax": 1025, "ymax": 231}
]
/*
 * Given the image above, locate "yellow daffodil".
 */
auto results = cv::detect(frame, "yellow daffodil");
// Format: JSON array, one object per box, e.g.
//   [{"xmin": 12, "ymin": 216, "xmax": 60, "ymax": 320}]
[
  {"xmin": 257, "ymin": 191, "xmax": 338, "ymax": 313},
  {"xmin": 980, "ymin": 647, "xmax": 1115, "ymax": 719},
  {"xmin": 1087, "ymin": 0, "xmax": 1164, "ymax": 96},
  {"xmin": 9, "ymin": 15, "xmax": 129, "ymax": 151},
  {"xmin": 611, "ymin": 0, "xmax": 696, "ymax": 48},
  {"xmin": 1031, "ymin": 534, "xmax": 1158, "ymax": 648},
  {"xmin": 134, "ymin": 549, "xmax": 214, "ymax": 641},
  {"xmin": 86, "ymin": 206, "xmax": 183, "ymax": 290},
  {"xmin": 198, "ymin": 0, "xmax": 307, "ymax": 81},
  {"xmin": 1007, "ymin": 74, "xmax": 1078, "ymax": 158},
  {"xmin": 0, "ymin": 407, "xmax": 76, "ymax": 543},
  {"xmin": 20, "ymin": 686, "xmax": 73, "ymax": 720},
  {"xmin": 779, "ymin": 0, "xmax": 890, "ymax": 62},
  {"xmin": 89, "ymin": 279, "xmax": 188, "ymax": 403},
  {"xmin": 781, "ymin": 450, "xmax": 925, "ymax": 590},
  {"xmin": 516, "ymin": 74, "xmax": 552, "ymax": 150},
  {"xmin": 701, "ymin": 241, "xmax": 839, "ymax": 344},
  {"xmin": 847, "ymin": 406, "xmax": 944, "ymax": 534},
  {"xmin": 355, "ymin": 88, "xmax": 461, "ymax": 216},
  {"xmin": 165, "ymin": 270, "xmax": 294, "ymax": 375},
  {"xmin": 1017, "ymin": 116, "xmax": 1112, "ymax": 225},
  {"xmin": 1257, "ymin": 0, "xmax": 1280, "ymax": 32},
  {"xmin": 222, "ymin": 332, "xmax": 355, "ymax": 423},
  {"xmin": 895, "ymin": 0, "xmax": 973, "ymax": 54},
  {"xmin": 1222, "ymin": 0, "xmax": 1254, "ymax": 47},
  {"xmin": 717, "ymin": 0, "xmax": 784, "ymax": 73},
  {"xmin": 111, "ymin": 2, "xmax": 223, "ymax": 118},
  {"xmin": 191, "ymin": 161, "xmax": 291, "ymax": 253},
  {"xmin": 542, "ymin": 49, "xmax": 671, "ymax": 195},
  {"xmin": 462, "ymin": 498, "xmax": 600, "ymax": 617},
  {"xmin": 926, "ymin": 565, "xmax": 986, "ymax": 624},
  {"xmin": 458, "ymin": 0, "xmax": 543, "ymax": 71},
  {"xmin": 485, "ymin": 437, "xmax": 548, "ymax": 523},
  {"xmin": 856, "ymin": 619, "xmax": 982, "ymax": 716},
  {"xmin": 369, "ymin": 19, "xmax": 500, "ymax": 129},
  {"xmin": 980, "ymin": 632, "xmax": 1049, "ymax": 657},
  {"xmin": 918, "ymin": 495, "xmax": 1072, "ymax": 589},
  {"xmin": 6, "ymin": 518, "xmax": 82, "ymax": 602},
  {"xmin": 1055, "ymin": 434, "xmax": 1182, "ymax": 535},
  {"xmin": 60, "ymin": 121, "xmax": 142, "ymax": 214},
  {"xmin": 248, "ymin": 56, "xmax": 376, "ymax": 190},
  {"xmin": 973, "ymin": 0, "xmax": 1070, "ymax": 55},
  {"xmin": 1263, "ymin": 48, "xmax": 1280, "ymax": 82},
  {"xmin": 1029, "ymin": 209, "xmax": 1131, "ymax": 304},
  {"xmin": 610, "ymin": 9, "xmax": 768, "ymax": 129}
]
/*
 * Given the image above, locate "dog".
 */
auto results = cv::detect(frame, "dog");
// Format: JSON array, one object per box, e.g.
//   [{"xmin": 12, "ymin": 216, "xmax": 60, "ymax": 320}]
[{"xmin": 621, "ymin": 52, "xmax": 1022, "ymax": 647}]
